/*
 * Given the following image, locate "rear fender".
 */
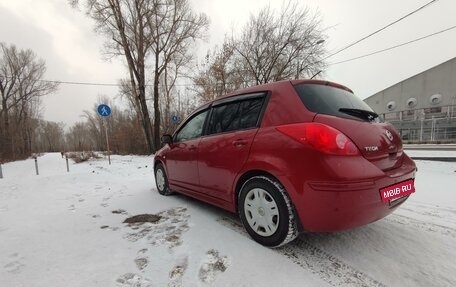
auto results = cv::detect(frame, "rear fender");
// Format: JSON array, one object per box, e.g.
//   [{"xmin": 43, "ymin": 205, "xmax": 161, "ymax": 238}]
[{"xmin": 233, "ymin": 158, "xmax": 299, "ymax": 212}]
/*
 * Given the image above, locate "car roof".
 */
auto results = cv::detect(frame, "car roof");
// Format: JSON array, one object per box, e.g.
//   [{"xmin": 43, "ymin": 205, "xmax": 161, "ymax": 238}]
[
  {"xmin": 211, "ymin": 79, "xmax": 353, "ymax": 104},
  {"xmin": 177, "ymin": 79, "xmax": 354, "ymax": 132}
]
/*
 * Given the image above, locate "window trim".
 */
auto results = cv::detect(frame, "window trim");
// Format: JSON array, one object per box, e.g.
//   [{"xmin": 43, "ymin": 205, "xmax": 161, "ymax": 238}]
[{"xmin": 212, "ymin": 92, "xmax": 267, "ymax": 107}]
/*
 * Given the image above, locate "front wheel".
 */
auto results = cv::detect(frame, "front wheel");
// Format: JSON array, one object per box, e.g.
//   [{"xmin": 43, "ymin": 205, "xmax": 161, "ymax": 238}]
[
  {"xmin": 238, "ymin": 176, "xmax": 298, "ymax": 247},
  {"xmin": 154, "ymin": 163, "xmax": 172, "ymax": 196}
]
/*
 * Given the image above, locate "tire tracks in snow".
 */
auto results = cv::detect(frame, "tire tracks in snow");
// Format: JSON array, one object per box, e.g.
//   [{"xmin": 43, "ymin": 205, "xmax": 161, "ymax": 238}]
[
  {"xmin": 217, "ymin": 216, "xmax": 386, "ymax": 287},
  {"xmin": 399, "ymin": 201, "xmax": 456, "ymax": 220},
  {"xmin": 385, "ymin": 213, "xmax": 456, "ymax": 238}
]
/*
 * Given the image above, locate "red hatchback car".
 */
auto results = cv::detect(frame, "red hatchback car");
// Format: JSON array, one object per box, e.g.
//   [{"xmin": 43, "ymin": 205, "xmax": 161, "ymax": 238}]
[{"xmin": 154, "ymin": 79, "xmax": 417, "ymax": 247}]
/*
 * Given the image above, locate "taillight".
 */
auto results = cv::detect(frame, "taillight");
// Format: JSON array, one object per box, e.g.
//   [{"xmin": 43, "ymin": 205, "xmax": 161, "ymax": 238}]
[{"xmin": 276, "ymin": 123, "xmax": 360, "ymax": 155}]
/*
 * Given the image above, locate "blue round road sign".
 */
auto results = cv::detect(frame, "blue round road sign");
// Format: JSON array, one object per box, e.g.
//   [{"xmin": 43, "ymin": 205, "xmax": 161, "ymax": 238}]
[
  {"xmin": 97, "ymin": 104, "xmax": 111, "ymax": 117},
  {"xmin": 171, "ymin": 115, "xmax": 180, "ymax": 123}
]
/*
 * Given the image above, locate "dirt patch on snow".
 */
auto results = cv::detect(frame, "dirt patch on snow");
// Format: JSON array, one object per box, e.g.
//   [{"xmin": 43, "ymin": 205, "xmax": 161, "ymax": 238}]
[
  {"xmin": 123, "ymin": 207, "xmax": 190, "ymax": 249},
  {"xmin": 123, "ymin": 214, "xmax": 161, "ymax": 224}
]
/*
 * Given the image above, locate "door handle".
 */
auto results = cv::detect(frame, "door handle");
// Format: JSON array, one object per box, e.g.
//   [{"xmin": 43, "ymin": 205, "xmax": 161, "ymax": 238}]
[
  {"xmin": 232, "ymin": 139, "xmax": 248, "ymax": 147},
  {"xmin": 188, "ymin": 145, "xmax": 197, "ymax": 151}
]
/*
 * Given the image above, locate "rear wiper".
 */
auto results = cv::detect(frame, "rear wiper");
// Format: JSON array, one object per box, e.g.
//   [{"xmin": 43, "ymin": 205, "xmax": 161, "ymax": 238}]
[{"xmin": 339, "ymin": 108, "xmax": 379, "ymax": 122}]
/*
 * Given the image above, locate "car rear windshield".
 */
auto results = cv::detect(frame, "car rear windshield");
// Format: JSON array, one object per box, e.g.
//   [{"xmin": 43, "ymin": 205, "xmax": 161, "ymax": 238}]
[{"xmin": 294, "ymin": 84, "xmax": 377, "ymax": 121}]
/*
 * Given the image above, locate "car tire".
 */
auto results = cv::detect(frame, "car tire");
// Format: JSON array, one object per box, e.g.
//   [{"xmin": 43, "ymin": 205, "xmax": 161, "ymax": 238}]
[
  {"xmin": 154, "ymin": 163, "xmax": 172, "ymax": 196},
  {"xmin": 238, "ymin": 176, "xmax": 298, "ymax": 247}
]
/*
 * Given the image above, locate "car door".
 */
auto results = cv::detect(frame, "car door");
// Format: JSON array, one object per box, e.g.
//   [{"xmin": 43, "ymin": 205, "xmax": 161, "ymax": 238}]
[
  {"xmin": 198, "ymin": 93, "xmax": 267, "ymax": 202},
  {"xmin": 165, "ymin": 109, "xmax": 208, "ymax": 192}
]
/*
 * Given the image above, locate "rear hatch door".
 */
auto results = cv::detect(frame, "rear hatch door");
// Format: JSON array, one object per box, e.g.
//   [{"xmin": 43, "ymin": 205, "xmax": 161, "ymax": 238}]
[{"xmin": 294, "ymin": 83, "xmax": 403, "ymax": 171}]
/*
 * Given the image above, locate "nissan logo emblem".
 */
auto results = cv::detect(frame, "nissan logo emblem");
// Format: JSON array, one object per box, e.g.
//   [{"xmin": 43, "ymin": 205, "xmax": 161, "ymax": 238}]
[{"xmin": 386, "ymin": 130, "xmax": 394, "ymax": 141}]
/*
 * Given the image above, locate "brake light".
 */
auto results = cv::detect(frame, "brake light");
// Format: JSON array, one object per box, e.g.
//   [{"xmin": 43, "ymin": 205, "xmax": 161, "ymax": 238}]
[{"xmin": 276, "ymin": 123, "xmax": 360, "ymax": 155}]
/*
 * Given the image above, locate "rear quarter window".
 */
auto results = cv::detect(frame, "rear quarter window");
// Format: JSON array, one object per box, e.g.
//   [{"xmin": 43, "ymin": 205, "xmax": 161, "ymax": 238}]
[
  {"xmin": 240, "ymin": 97, "xmax": 263, "ymax": 129},
  {"xmin": 294, "ymin": 84, "xmax": 374, "ymax": 120},
  {"xmin": 207, "ymin": 95, "xmax": 265, "ymax": 135}
]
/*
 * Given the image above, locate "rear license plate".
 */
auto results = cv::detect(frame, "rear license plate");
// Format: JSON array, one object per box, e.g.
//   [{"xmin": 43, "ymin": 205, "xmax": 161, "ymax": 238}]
[{"xmin": 379, "ymin": 179, "xmax": 415, "ymax": 202}]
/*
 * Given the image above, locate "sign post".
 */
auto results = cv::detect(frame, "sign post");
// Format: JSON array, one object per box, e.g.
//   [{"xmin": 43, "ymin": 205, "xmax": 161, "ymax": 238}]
[
  {"xmin": 65, "ymin": 155, "xmax": 70, "ymax": 172},
  {"xmin": 97, "ymin": 104, "xmax": 112, "ymax": 165},
  {"xmin": 34, "ymin": 156, "xmax": 39, "ymax": 175}
]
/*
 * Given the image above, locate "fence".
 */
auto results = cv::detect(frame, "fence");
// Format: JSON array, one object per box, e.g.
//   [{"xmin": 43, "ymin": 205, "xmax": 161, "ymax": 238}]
[
  {"xmin": 0, "ymin": 154, "xmax": 71, "ymax": 179},
  {"xmin": 382, "ymin": 105, "xmax": 456, "ymax": 143}
]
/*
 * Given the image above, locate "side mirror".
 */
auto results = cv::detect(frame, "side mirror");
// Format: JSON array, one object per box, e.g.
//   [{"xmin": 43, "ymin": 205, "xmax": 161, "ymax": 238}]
[{"xmin": 161, "ymin": 134, "xmax": 173, "ymax": 144}]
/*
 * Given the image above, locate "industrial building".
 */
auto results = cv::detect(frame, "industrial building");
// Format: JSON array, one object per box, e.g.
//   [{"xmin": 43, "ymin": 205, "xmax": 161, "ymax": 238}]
[{"xmin": 364, "ymin": 57, "xmax": 456, "ymax": 143}]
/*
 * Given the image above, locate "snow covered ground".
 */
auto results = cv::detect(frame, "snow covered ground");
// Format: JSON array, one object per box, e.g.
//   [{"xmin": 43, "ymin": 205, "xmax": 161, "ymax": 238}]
[{"xmin": 0, "ymin": 153, "xmax": 455, "ymax": 287}]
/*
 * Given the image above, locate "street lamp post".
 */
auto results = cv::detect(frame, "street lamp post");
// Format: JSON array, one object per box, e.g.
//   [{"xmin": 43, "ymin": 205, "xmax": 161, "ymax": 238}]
[{"xmin": 295, "ymin": 39, "xmax": 325, "ymax": 80}]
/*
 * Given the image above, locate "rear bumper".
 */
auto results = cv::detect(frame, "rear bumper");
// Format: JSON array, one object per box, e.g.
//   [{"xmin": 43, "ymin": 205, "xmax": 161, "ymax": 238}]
[{"xmin": 293, "ymin": 156, "xmax": 417, "ymax": 232}]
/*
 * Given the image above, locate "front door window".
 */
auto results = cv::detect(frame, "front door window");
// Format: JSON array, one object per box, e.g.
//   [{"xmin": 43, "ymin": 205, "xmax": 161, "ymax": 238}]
[{"xmin": 175, "ymin": 111, "xmax": 208, "ymax": 142}]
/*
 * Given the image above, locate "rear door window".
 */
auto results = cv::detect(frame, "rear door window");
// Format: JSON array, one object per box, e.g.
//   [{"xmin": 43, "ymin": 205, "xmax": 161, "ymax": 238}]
[
  {"xmin": 207, "ymin": 94, "xmax": 265, "ymax": 135},
  {"xmin": 207, "ymin": 102, "xmax": 241, "ymax": 134},
  {"xmin": 294, "ymin": 84, "xmax": 377, "ymax": 121}
]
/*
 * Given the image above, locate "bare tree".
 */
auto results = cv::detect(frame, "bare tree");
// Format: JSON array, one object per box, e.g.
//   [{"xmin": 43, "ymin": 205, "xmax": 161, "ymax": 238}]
[
  {"xmin": 66, "ymin": 98, "xmax": 148, "ymax": 154},
  {"xmin": 159, "ymin": 50, "xmax": 193, "ymax": 134},
  {"xmin": 71, "ymin": 0, "xmax": 208, "ymax": 151},
  {"xmin": 37, "ymin": 121, "xmax": 66, "ymax": 152},
  {"xmin": 0, "ymin": 43, "xmax": 58, "ymax": 160},
  {"xmin": 82, "ymin": 106, "xmax": 105, "ymax": 151},
  {"xmin": 82, "ymin": 96, "xmax": 124, "ymax": 152},
  {"xmin": 233, "ymin": 1, "xmax": 327, "ymax": 85},
  {"xmin": 147, "ymin": 0, "xmax": 208, "ymax": 149},
  {"xmin": 71, "ymin": 0, "xmax": 156, "ymax": 153},
  {"xmin": 66, "ymin": 122, "xmax": 94, "ymax": 151},
  {"xmin": 118, "ymin": 78, "xmax": 141, "ymax": 117},
  {"xmin": 192, "ymin": 40, "xmax": 245, "ymax": 103},
  {"xmin": 160, "ymin": 62, "xmax": 178, "ymax": 135}
]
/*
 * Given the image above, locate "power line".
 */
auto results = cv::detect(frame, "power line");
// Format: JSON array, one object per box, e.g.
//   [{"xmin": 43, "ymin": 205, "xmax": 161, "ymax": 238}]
[
  {"xmin": 1, "ymin": 75, "xmax": 200, "ymax": 88},
  {"xmin": 0, "ymin": 76, "xmax": 121, "ymax": 87},
  {"xmin": 324, "ymin": 0, "xmax": 439, "ymax": 60},
  {"xmin": 5, "ymin": 19, "xmax": 454, "ymax": 89},
  {"xmin": 19, "ymin": 79, "xmax": 193, "ymax": 88},
  {"xmin": 43, "ymin": 80, "xmax": 119, "ymax": 87},
  {"xmin": 3, "ymin": 19, "xmax": 452, "ymax": 88},
  {"xmin": 329, "ymin": 24, "xmax": 456, "ymax": 66},
  {"xmin": 12, "ymin": 21, "xmax": 456, "ymax": 90}
]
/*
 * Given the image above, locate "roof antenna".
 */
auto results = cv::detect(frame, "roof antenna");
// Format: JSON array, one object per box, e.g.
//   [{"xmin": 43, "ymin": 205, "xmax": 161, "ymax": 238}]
[{"xmin": 310, "ymin": 70, "xmax": 322, "ymax": 79}]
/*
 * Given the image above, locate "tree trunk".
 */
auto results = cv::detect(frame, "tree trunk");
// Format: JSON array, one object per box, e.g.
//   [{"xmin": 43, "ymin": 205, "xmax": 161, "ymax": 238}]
[
  {"xmin": 138, "ymin": 83, "xmax": 154, "ymax": 154},
  {"xmin": 1, "ymin": 98, "xmax": 12, "ymax": 157},
  {"xmin": 153, "ymin": 52, "xmax": 161, "ymax": 152}
]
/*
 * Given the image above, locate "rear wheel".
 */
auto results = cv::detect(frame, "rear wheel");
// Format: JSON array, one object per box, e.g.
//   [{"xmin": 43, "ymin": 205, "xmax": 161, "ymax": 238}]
[
  {"xmin": 238, "ymin": 176, "xmax": 298, "ymax": 247},
  {"xmin": 154, "ymin": 163, "xmax": 172, "ymax": 196}
]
